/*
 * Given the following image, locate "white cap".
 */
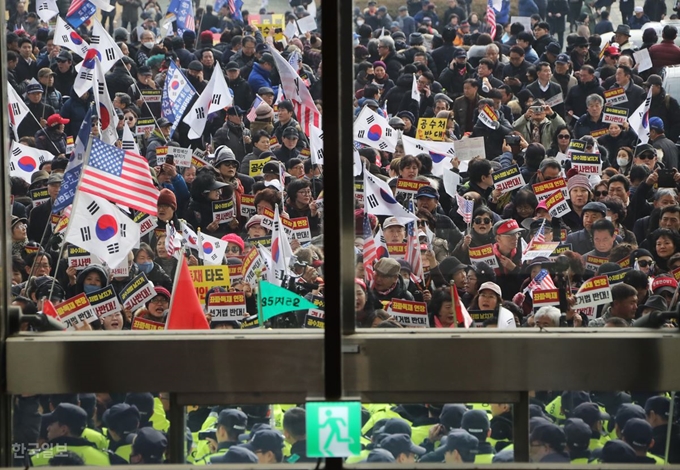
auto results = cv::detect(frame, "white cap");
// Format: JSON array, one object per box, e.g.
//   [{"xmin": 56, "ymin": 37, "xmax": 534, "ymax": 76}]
[
  {"xmin": 634, "ymin": 6, "xmax": 643, "ymax": 12},
  {"xmin": 479, "ymin": 281, "xmax": 502, "ymax": 298}
]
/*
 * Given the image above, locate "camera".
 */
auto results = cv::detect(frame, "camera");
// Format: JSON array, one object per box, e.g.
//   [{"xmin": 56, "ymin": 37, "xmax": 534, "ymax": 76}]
[
  {"xmin": 657, "ymin": 169, "xmax": 676, "ymax": 188},
  {"xmin": 505, "ymin": 135, "xmax": 521, "ymax": 146}
]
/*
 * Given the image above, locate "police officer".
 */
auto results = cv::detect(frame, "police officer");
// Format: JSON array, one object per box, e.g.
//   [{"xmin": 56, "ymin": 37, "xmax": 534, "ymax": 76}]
[
  {"xmin": 195, "ymin": 409, "xmax": 248, "ymax": 464},
  {"xmin": 282, "ymin": 407, "xmax": 315, "ymax": 463},
  {"xmin": 528, "ymin": 423, "xmax": 570, "ymax": 463},
  {"xmin": 216, "ymin": 445, "xmax": 259, "ymax": 463},
  {"xmin": 600, "ymin": 440, "xmax": 637, "ymax": 463},
  {"xmin": 129, "ymin": 427, "xmax": 168, "ymax": 464},
  {"xmin": 572, "ymin": 402, "xmax": 611, "ymax": 450},
  {"xmin": 48, "ymin": 394, "xmax": 107, "ymax": 452},
  {"xmin": 621, "ymin": 418, "xmax": 665, "ymax": 464},
  {"xmin": 461, "ymin": 409, "xmax": 495, "ymax": 463},
  {"xmin": 31, "ymin": 404, "xmax": 117, "ymax": 466},
  {"xmin": 379, "ymin": 433, "xmax": 426, "ymax": 463},
  {"xmin": 240, "ymin": 429, "xmax": 285, "ymax": 464},
  {"xmin": 443, "ymin": 429, "xmax": 479, "ymax": 463},
  {"xmin": 102, "ymin": 403, "xmax": 140, "ymax": 462},
  {"xmin": 564, "ymin": 418, "xmax": 593, "ymax": 463}
]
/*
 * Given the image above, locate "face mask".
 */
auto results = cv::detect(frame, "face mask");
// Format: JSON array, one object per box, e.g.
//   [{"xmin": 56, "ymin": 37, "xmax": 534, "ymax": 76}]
[
  {"xmin": 136, "ymin": 261, "xmax": 153, "ymax": 274},
  {"xmin": 356, "ymin": 19, "xmax": 364, "ymax": 26},
  {"xmin": 83, "ymin": 284, "xmax": 99, "ymax": 294},
  {"xmin": 617, "ymin": 157, "xmax": 629, "ymax": 167},
  {"xmin": 143, "ymin": 41, "xmax": 155, "ymax": 50}
]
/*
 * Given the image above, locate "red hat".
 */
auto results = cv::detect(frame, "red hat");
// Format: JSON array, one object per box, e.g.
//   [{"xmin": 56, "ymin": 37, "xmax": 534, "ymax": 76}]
[
  {"xmin": 355, "ymin": 278, "xmax": 367, "ymax": 291},
  {"xmin": 157, "ymin": 188, "xmax": 177, "ymax": 211},
  {"xmin": 46, "ymin": 114, "xmax": 69, "ymax": 127},
  {"xmin": 493, "ymin": 219, "xmax": 525, "ymax": 236},
  {"xmin": 199, "ymin": 30, "xmax": 214, "ymax": 44},
  {"xmin": 652, "ymin": 276, "xmax": 678, "ymax": 295},
  {"xmin": 153, "ymin": 286, "xmax": 171, "ymax": 300},
  {"xmin": 221, "ymin": 233, "xmax": 245, "ymax": 252},
  {"xmin": 606, "ymin": 46, "xmax": 621, "ymax": 57}
]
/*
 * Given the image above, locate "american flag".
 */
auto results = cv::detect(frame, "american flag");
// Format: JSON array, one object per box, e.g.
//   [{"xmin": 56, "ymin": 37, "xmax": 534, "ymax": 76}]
[
  {"xmin": 363, "ymin": 215, "xmax": 376, "ymax": 283},
  {"xmin": 456, "ymin": 194, "xmax": 474, "ymax": 224},
  {"xmin": 486, "ymin": 0, "xmax": 496, "ymax": 40},
  {"xmin": 185, "ymin": 13, "xmax": 195, "ymax": 31},
  {"xmin": 527, "ymin": 269, "xmax": 557, "ymax": 292},
  {"xmin": 246, "ymin": 94, "xmax": 264, "ymax": 122},
  {"xmin": 80, "ymin": 138, "xmax": 160, "ymax": 216},
  {"xmin": 404, "ymin": 201, "xmax": 424, "ymax": 283},
  {"xmin": 524, "ymin": 219, "xmax": 546, "ymax": 255},
  {"xmin": 228, "ymin": 0, "xmax": 243, "ymax": 22},
  {"xmin": 293, "ymin": 101, "xmax": 322, "ymax": 137}
]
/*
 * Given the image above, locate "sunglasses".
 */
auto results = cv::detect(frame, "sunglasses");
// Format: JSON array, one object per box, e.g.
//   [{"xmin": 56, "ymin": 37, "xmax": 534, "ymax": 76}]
[
  {"xmin": 417, "ymin": 220, "xmax": 429, "ymax": 226},
  {"xmin": 557, "ymin": 134, "xmax": 570, "ymax": 139},
  {"xmin": 637, "ymin": 153, "xmax": 656, "ymax": 160},
  {"xmin": 637, "ymin": 260, "xmax": 654, "ymax": 268},
  {"xmin": 474, "ymin": 217, "xmax": 491, "ymax": 224},
  {"xmin": 594, "ymin": 190, "xmax": 608, "ymax": 197},
  {"xmin": 125, "ymin": 116, "xmax": 136, "ymax": 121}
]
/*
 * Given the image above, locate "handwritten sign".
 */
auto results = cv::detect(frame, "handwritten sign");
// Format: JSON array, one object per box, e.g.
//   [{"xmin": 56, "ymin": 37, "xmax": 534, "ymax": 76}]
[
  {"xmin": 492, "ymin": 164, "xmax": 525, "ymax": 195},
  {"xmin": 416, "ymin": 117, "xmax": 446, "ymax": 141}
]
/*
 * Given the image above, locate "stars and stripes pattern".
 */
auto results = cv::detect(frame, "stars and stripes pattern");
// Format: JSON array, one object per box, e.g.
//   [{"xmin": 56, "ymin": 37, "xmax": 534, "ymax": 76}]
[
  {"xmin": 80, "ymin": 138, "xmax": 160, "ymax": 215},
  {"xmin": 404, "ymin": 200, "xmax": 424, "ymax": 283},
  {"xmin": 362, "ymin": 215, "xmax": 376, "ymax": 283},
  {"xmin": 524, "ymin": 218, "xmax": 546, "ymax": 255},
  {"xmin": 486, "ymin": 0, "xmax": 496, "ymax": 40},
  {"xmin": 527, "ymin": 269, "xmax": 557, "ymax": 292},
  {"xmin": 456, "ymin": 194, "xmax": 474, "ymax": 224}
]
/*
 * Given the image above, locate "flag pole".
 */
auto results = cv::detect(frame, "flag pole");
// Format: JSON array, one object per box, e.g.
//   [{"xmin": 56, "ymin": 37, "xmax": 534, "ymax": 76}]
[
  {"xmin": 257, "ymin": 277, "xmax": 264, "ymax": 328},
  {"xmin": 27, "ymin": 108, "xmax": 63, "ymax": 155},
  {"xmin": 121, "ymin": 67, "xmax": 169, "ymax": 145},
  {"xmin": 450, "ymin": 281, "xmax": 458, "ymax": 328},
  {"xmin": 164, "ymin": 235, "xmax": 185, "ymax": 329}
]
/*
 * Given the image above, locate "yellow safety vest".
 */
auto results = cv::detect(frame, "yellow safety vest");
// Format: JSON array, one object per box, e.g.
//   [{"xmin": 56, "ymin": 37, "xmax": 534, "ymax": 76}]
[
  {"xmin": 474, "ymin": 453, "xmax": 494, "ymax": 463},
  {"xmin": 82, "ymin": 428, "xmax": 108, "ymax": 452},
  {"xmin": 648, "ymin": 452, "xmax": 665, "ymax": 465},
  {"xmin": 31, "ymin": 444, "xmax": 111, "ymax": 466},
  {"xmin": 150, "ymin": 397, "xmax": 170, "ymax": 432},
  {"xmin": 272, "ymin": 404, "xmax": 296, "ymax": 430},
  {"xmin": 411, "ymin": 425, "xmax": 430, "ymax": 447},
  {"xmin": 114, "ymin": 444, "xmax": 132, "ymax": 463},
  {"xmin": 345, "ymin": 448, "xmax": 371, "ymax": 464},
  {"xmin": 194, "ymin": 447, "xmax": 228, "ymax": 465},
  {"xmin": 361, "ymin": 408, "xmax": 406, "ymax": 435},
  {"xmin": 571, "ymin": 457, "xmax": 589, "ymax": 464}
]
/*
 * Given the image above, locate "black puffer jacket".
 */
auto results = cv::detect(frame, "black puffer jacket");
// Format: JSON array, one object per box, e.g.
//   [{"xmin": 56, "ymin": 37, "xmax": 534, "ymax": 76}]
[{"xmin": 370, "ymin": 275, "xmax": 415, "ymax": 304}]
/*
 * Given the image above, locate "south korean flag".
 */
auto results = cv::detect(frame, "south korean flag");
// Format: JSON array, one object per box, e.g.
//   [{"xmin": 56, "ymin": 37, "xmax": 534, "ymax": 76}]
[
  {"xmin": 65, "ymin": 192, "xmax": 140, "ymax": 268},
  {"xmin": 354, "ymin": 106, "xmax": 398, "ymax": 152}
]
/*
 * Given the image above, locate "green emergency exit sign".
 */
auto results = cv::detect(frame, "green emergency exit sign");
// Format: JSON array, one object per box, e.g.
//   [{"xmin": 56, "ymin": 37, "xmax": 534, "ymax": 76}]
[{"xmin": 306, "ymin": 401, "xmax": 362, "ymax": 458}]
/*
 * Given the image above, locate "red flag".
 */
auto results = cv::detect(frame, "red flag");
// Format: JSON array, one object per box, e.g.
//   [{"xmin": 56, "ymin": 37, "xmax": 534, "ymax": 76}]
[
  {"xmin": 165, "ymin": 257, "xmax": 210, "ymax": 330},
  {"xmin": 42, "ymin": 299, "xmax": 61, "ymax": 320}
]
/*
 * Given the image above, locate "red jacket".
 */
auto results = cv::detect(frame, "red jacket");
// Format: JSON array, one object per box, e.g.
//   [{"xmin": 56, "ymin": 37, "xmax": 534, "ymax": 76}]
[{"xmin": 649, "ymin": 40, "xmax": 680, "ymax": 68}]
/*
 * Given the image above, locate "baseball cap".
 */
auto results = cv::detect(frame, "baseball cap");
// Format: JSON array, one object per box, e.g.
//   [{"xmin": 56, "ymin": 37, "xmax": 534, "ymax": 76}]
[
  {"xmin": 47, "ymin": 114, "xmax": 69, "ymax": 127},
  {"xmin": 622, "ymin": 417, "xmax": 653, "ymax": 448},
  {"xmin": 217, "ymin": 409, "xmax": 248, "ymax": 431},
  {"xmin": 546, "ymin": 42, "xmax": 561, "ymax": 55},
  {"xmin": 226, "ymin": 105, "xmax": 245, "ymax": 116},
  {"xmin": 615, "ymin": 403, "xmax": 646, "ymax": 430},
  {"xmin": 259, "ymin": 53, "xmax": 275, "ymax": 66},
  {"xmin": 382, "ymin": 217, "xmax": 404, "ymax": 229},
  {"xmin": 374, "ymin": 257, "xmax": 401, "ymax": 276},
  {"xmin": 649, "ymin": 117, "xmax": 664, "ymax": 132},
  {"xmin": 156, "ymin": 117, "xmax": 172, "ymax": 127},
  {"xmin": 635, "ymin": 143, "xmax": 657, "ymax": 158},
  {"xmin": 132, "ymin": 427, "xmax": 168, "ymax": 462},
  {"xmin": 564, "ymin": 418, "xmax": 591, "ymax": 450},
  {"xmin": 529, "ymin": 423, "xmax": 566, "ymax": 451},
  {"xmin": 125, "ymin": 393, "xmax": 155, "ymax": 420},
  {"xmin": 443, "ymin": 429, "xmax": 479, "ymax": 461},
  {"xmin": 242, "ymin": 429, "xmax": 284, "ymax": 454},
  {"xmin": 43, "ymin": 403, "xmax": 88, "ymax": 434},
  {"xmin": 47, "ymin": 173, "xmax": 63, "ymax": 185},
  {"xmin": 601, "ymin": 439, "xmax": 636, "ymax": 463},
  {"xmin": 439, "ymin": 256, "xmax": 467, "ymax": 279},
  {"xmin": 454, "ymin": 47, "xmax": 467, "ymax": 58},
  {"xmin": 379, "ymin": 433, "xmax": 426, "ymax": 458},
  {"xmin": 376, "ymin": 418, "xmax": 412, "ymax": 436},
  {"xmin": 262, "ymin": 161, "xmax": 282, "ymax": 175},
  {"xmin": 217, "ymin": 445, "xmax": 259, "ymax": 463},
  {"xmin": 440, "ymin": 404, "xmax": 468, "ymax": 430},
  {"xmin": 137, "ymin": 65, "xmax": 153, "ymax": 76},
  {"xmin": 644, "ymin": 74, "xmax": 663, "ymax": 86},
  {"xmin": 556, "ymin": 53, "xmax": 570, "ymax": 63},
  {"xmin": 582, "ymin": 201, "xmax": 607, "ymax": 217},
  {"xmin": 572, "ymin": 402, "xmax": 610, "ymax": 426},
  {"xmin": 642, "ymin": 295, "xmax": 668, "ymax": 312},
  {"xmin": 226, "ymin": 61, "xmax": 240, "ymax": 71},
  {"xmin": 651, "ymin": 276, "xmax": 677, "ymax": 296},
  {"xmin": 606, "ymin": 45, "xmax": 621, "ymax": 57},
  {"xmin": 644, "ymin": 396, "xmax": 670, "ymax": 419},
  {"xmin": 561, "ymin": 391, "xmax": 591, "ymax": 416},
  {"xmin": 365, "ymin": 448, "xmax": 396, "ymax": 462},
  {"xmin": 246, "ymin": 215, "xmax": 266, "ymax": 230},
  {"xmin": 257, "ymin": 86, "xmax": 275, "ymax": 96},
  {"xmin": 282, "ymin": 127, "xmax": 299, "ymax": 138},
  {"xmin": 461, "ymin": 409, "xmax": 490, "ymax": 438},
  {"xmin": 56, "ymin": 50, "xmax": 73, "ymax": 61},
  {"xmin": 415, "ymin": 185, "xmax": 439, "ymax": 199},
  {"xmin": 493, "ymin": 219, "xmax": 525, "ymax": 236},
  {"xmin": 188, "ymin": 60, "xmax": 203, "ymax": 71},
  {"xmin": 38, "ymin": 67, "xmax": 55, "ymax": 78},
  {"xmin": 478, "ymin": 281, "xmax": 502, "ymax": 297},
  {"xmin": 103, "ymin": 403, "xmax": 140, "ymax": 433}
]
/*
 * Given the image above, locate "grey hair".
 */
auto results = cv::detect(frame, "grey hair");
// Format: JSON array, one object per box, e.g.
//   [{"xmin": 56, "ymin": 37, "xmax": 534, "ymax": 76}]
[
  {"xmin": 378, "ymin": 36, "xmax": 395, "ymax": 52},
  {"xmin": 586, "ymin": 94, "xmax": 604, "ymax": 107},
  {"xmin": 655, "ymin": 188, "xmax": 678, "ymax": 201},
  {"xmin": 486, "ymin": 43, "xmax": 499, "ymax": 54},
  {"xmin": 534, "ymin": 307, "xmax": 562, "ymax": 327}
]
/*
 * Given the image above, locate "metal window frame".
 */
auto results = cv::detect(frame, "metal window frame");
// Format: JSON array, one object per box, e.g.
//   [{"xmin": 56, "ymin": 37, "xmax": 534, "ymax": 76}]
[{"xmin": 3, "ymin": 0, "xmax": 680, "ymax": 468}]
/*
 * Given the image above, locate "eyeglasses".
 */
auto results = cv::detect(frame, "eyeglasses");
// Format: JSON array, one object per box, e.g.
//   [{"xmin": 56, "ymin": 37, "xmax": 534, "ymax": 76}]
[
  {"xmin": 637, "ymin": 153, "xmax": 656, "ymax": 160},
  {"xmin": 125, "ymin": 116, "xmax": 136, "ymax": 121},
  {"xmin": 474, "ymin": 217, "xmax": 491, "ymax": 224},
  {"xmin": 150, "ymin": 297, "xmax": 169, "ymax": 305},
  {"xmin": 417, "ymin": 220, "xmax": 429, "ymax": 226},
  {"xmin": 637, "ymin": 260, "xmax": 654, "ymax": 268},
  {"xmin": 594, "ymin": 190, "xmax": 608, "ymax": 197},
  {"xmin": 226, "ymin": 246, "xmax": 241, "ymax": 253},
  {"xmin": 557, "ymin": 134, "xmax": 570, "ymax": 139}
]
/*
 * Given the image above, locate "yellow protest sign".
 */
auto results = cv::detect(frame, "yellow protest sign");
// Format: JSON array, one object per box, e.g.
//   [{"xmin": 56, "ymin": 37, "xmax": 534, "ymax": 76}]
[
  {"xmin": 249, "ymin": 156, "xmax": 272, "ymax": 177},
  {"xmin": 415, "ymin": 118, "xmax": 447, "ymax": 141},
  {"xmin": 189, "ymin": 265, "xmax": 230, "ymax": 306}
]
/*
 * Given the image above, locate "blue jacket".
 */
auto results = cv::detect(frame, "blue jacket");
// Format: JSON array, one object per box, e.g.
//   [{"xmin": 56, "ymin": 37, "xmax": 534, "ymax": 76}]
[
  {"xmin": 161, "ymin": 174, "xmax": 190, "ymax": 212},
  {"xmin": 497, "ymin": 0, "xmax": 510, "ymax": 24},
  {"xmin": 519, "ymin": 0, "xmax": 539, "ymax": 16},
  {"xmin": 60, "ymin": 88, "xmax": 94, "ymax": 137},
  {"xmin": 247, "ymin": 62, "xmax": 278, "ymax": 97}
]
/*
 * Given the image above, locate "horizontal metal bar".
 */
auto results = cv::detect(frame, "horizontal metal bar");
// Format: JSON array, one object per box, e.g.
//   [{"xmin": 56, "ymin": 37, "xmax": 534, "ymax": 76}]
[{"xmin": 6, "ymin": 330, "xmax": 680, "ymax": 395}]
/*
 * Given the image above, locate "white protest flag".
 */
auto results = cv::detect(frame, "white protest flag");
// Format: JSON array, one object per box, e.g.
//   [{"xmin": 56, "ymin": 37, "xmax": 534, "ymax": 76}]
[
  {"xmin": 257, "ymin": 244, "xmax": 273, "ymax": 278},
  {"xmin": 354, "ymin": 149, "xmax": 364, "ymax": 176},
  {"xmin": 159, "ymin": 14, "xmax": 176, "ymax": 41},
  {"xmin": 65, "ymin": 192, "xmax": 140, "ymax": 268},
  {"xmin": 354, "ymin": 106, "xmax": 398, "ymax": 152},
  {"xmin": 9, "ymin": 141, "xmax": 52, "ymax": 183},
  {"xmin": 364, "ymin": 171, "xmax": 418, "ymax": 224},
  {"xmin": 54, "ymin": 17, "xmax": 89, "ymax": 58},
  {"xmin": 121, "ymin": 123, "xmax": 140, "ymax": 153},
  {"xmin": 165, "ymin": 222, "xmax": 182, "ymax": 260},
  {"xmin": 185, "ymin": 67, "xmax": 232, "ymax": 139},
  {"xmin": 497, "ymin": 306, "xmax": 517, "ymax": 329},
  {"xmin": 629, "ymin": 88, "xmax": 653, "ymax": 145},
  {"xmin": 207, "ymin": 68, "xmax": 233, "ymax": 114},
  {"xmin": 271, "ymin": 205, "xmax": 294, "ymax": 286},
  {"xmin": 89, "ymin": 19, "xmax": 124, "ymax": 72},
  {"xmin": 274, "ymin": 85, "xmax": 284, "ymax": 106},
  {"xmin": 266, "ymin": 44, "xmax": 320, "ymax": 136},
  {"xmin": 36, "ymin": 0, "xmax": 58, "ymax": 21},
  {"xmin": 411, "ymin": 73, "xmax": 420, "ymax": 104},
  {"xmin": 401, "ymin": 135, "xmax": 455, "ymax": 177},
  {"xmin": 8, "ymin": 84, "xmax": 30, "ymax": 140},
  {"xmin": 93, "ymin": 57, "xmax": 119, "ymax": 145},
  {"xmin": 197, "ymin": 230, "xmax": 228, "ymax": 265},
  {"xmin": 181, "ymin": 222, "xmax": 200, "ymax": 251},
  {"xmin": 309, "ymin": 124, "xmax": 324, "ymax": 165}
]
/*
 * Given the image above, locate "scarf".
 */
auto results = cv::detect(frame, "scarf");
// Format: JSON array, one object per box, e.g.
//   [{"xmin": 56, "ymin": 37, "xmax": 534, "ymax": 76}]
[
  {"xmin": 492, "ymin": 242, "xmax": 517, "ymax": 275},
  {"xmin": 433, "ymin": 315, "xmax": 456, "ymax": 328}
]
